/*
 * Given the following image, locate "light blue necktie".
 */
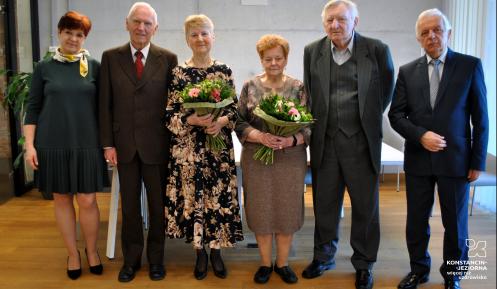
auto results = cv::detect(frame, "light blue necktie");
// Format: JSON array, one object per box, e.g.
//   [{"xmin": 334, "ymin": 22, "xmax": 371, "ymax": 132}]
[{"xmin": 429, "ymin": 59, "xmax": 441, "ymax": 108}]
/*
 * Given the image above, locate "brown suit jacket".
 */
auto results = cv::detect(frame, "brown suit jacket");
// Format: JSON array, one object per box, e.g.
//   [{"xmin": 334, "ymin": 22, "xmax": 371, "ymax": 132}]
[{"xmin": 99, "ymin": 43, "xmax": 178, "ymax": 164}]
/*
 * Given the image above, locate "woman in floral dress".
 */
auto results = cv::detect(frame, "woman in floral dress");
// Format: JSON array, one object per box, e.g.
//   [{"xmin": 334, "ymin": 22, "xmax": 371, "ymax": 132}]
[{"xmin": 164, "ymin": 14, "xmax": 243, "ymax": 280}]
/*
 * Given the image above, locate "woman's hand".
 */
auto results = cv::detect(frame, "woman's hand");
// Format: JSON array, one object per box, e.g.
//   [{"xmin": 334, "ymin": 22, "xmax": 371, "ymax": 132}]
[
  {"xmin": 25, "ymin": 145, "xmax": 38, "ymax": 170},
  {"xmin": 274, "ymin": 136, "xmax": 294, "ymax": 149},
  {"xmin": 205, "ymin": 116, "xmax": 228, "ymax": 136},
  {"xmin": 258, "ymin": 132, "xmax": 283, "ymax": 150},
  {"xmin": 187, "ymin": 113, "xmax": 213, "ymax": 127}
]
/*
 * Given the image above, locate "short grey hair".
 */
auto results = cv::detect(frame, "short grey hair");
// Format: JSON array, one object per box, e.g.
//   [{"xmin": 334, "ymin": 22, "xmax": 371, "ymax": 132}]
[
  {"xmin": 321, "ymin": 0, "xmax": 359, "ymax": 22},
  {"xmin": 415, "ymin": 8, "xmax": 452, "ymax": 37},
  {"xmin": 127, "ymin": 2, "xmax": 158, "ymax": 25}
]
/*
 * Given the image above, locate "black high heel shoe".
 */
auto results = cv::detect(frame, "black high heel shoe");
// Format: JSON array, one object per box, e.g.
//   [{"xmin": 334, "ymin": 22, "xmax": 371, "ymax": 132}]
[
  {"xmin": 67, "ymin": 251, "xmax": 82, "ymax": 280},
  {"xmin": 85, "ymin": 248, "xmax": 103, "ymax": 275},
  {"xmin": 194, "ymin": 247, "xmax": 208, "ymax": 280},
  {"xmin": 210, "ymin": 248, "xmax": 227, "ymax": 279}
]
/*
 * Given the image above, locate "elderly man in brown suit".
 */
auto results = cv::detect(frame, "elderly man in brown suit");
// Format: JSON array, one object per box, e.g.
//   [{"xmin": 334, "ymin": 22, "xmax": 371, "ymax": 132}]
[{"xmin": 99, "ymin": 2, "xmax": 177, "ymax": 282}]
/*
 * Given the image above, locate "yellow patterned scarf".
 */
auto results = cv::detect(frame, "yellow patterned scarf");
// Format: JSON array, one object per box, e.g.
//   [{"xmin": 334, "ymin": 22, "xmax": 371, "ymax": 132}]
[{"xmin": 53, "ymin": 48, "xmax": 90, "ymax": 77}]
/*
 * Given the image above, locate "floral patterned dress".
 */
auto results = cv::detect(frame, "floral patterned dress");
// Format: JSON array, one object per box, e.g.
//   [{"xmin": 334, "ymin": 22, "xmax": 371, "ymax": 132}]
[{"xmin": 164, "ymin": 61, "xmax": 243, "ymax": 249}]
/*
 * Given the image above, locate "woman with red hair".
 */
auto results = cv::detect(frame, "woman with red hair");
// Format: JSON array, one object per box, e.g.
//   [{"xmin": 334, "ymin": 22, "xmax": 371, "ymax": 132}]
[{"xmin": 24, "ymin": 11, "xmax": 105, "ymax": 280}]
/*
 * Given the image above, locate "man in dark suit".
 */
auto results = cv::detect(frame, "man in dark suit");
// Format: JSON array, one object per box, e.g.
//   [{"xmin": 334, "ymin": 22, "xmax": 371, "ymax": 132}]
[
  {"xmin": 389, "ymin": 8, "xmax": 488, "ymax": 289},
  {"xmin": 99, "ymin": 2, "xmax": 177, "ymax": 282},
  {"xmin": 302, "ymin": 1, "xmax": 394, "ymax": 288}
]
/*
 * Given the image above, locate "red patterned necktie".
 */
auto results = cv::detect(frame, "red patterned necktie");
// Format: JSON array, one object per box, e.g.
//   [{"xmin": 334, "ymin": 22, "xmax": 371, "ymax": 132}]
[{"xmin": 135, "ymin": 50, "xmax": 144, "ymax": 80}]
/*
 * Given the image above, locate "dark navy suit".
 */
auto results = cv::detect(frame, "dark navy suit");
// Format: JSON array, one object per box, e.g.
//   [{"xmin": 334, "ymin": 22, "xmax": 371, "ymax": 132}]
[{"xmin": 389, "ymin": 48, "xmax": 488, "ymax": 280}]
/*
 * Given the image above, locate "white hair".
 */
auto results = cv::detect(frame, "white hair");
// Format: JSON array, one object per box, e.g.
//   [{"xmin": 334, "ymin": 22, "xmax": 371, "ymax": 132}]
[
  {"xmin": 415, "ymin": 8, "xmax": 452, "ymax": 37},
  {"xmin": 321, "ymin": 0, "xmax": 359, "ymax": 22},
  {"xmin": 127, "ymin": 2, "xmax": 158, "ymax": 25}
]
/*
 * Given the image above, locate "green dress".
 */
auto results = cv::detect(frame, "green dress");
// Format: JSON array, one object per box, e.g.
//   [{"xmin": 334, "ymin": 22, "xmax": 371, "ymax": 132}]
[{"xmin": 24, "ymin": 57, "xmax": 106, "ymax": 194}]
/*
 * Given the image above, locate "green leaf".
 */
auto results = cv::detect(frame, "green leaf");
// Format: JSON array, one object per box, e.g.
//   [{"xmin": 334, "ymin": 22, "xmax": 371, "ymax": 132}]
[
  {"xmin": 183, "ymin": 98, "xmax": 234, "ymax": 109},
  {"xmin": 17, "ymin": 136, "xmax": 25, "ymax": 145},
  {"xmin": 13, "ymin": 152, "xmax": 24, "ymax": 169}
]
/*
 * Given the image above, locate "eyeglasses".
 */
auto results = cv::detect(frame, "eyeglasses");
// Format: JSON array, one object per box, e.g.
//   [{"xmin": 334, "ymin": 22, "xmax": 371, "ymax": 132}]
[{"xmin": 419, "ymin": 27, "xmax": 444, "ymax": 38}]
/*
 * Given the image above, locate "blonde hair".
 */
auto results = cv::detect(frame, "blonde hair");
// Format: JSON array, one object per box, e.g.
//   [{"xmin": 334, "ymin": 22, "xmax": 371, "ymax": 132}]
[
  {"xmin": 256, "ymin": 34, "xmax": 290, "ymax": 59},
  {"xmin": 184, "ymin": 14, "xmax": 214, "ymax": 36}
]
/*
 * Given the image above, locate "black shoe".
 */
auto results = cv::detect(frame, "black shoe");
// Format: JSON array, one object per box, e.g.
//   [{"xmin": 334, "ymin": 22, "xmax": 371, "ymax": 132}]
[
  {"xmin": 66, "ymin": 251, "xmax": 82, "ymax": 280},
  {"xmin": 440, "ymin": 266, "xmax": 461, "ymax": 289},
  {"xmin": 444, "ymin": 280, "xmax": 461, "ymax": 289},
  {"xmin": 194, "ymin": 248, "xmax": 208, "ymax": 280},
  {"xmin": 254, "ymin": 265, "xmax": 273, "ymax": 284},
  {"xmin": 355, "ymin": 269, "xmax": 373, "ymax": 289},
  {"xmin": 210, "ymin": 249, "xmax": 227, "ymax": 279},
  {"xmin": 118, "ymin": 264, "xmax": 140, "ymax": 282},
  {"xmin": 274, "ymin": 265, "xmax": 298, "ymax": 284},
  {"xmin": 301, "ymin": 259, "xmax": 336, "ymax": 279},
  {"xmin": 85, "ymin": 248, "xmax": 103, "ymax": 275},
  {"xmin": 398, "ymin": 272, "xmax": 429, "ymax": 289},
  {"xmin": 149, "ymin": 264, "xmax": 165, "ymax": 281}
]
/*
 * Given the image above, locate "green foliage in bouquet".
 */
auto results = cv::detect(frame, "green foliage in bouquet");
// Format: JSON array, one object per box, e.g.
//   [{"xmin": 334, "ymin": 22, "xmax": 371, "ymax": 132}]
[
  {"xmin": 258, "ymin": 93, "xmax": 313, "ymax": 122},
  {"xmin": 253, "ymin": 93, "xmax": 314, "ymax": 165},
  {"xmin": 181, "ymin": 79, "xmax": 235, "ymax": 103},
  {"xmin": 180, "ymin": 79, "xmax": 236, "ymax": 152}
]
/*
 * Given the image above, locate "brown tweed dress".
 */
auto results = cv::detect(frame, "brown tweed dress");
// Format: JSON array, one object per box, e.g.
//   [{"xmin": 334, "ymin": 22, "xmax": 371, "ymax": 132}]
[{"xmin": 235, "ymin": 75, "xmax": 310, "ymax": 234}]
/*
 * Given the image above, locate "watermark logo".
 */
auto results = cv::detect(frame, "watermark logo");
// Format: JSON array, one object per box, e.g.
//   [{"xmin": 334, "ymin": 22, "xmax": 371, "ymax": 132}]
[{"xmin": 466, "ymin": 239, "xmax": 486, "ymax": 258}]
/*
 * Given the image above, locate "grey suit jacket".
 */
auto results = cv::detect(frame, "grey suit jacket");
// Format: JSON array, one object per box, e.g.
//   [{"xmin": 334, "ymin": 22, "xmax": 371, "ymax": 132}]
[
  {"xmin": 99, "ymin": 43, "xmax": 178, "ymax": 164},
  {"xmin": 304, "ymin": 33, "xmax": 394, "ymax": 173}
]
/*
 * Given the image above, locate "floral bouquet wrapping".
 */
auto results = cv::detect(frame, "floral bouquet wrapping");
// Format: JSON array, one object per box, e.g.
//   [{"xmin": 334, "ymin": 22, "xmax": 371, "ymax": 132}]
[
  {"xmin": 181, "ymin": 79, "xmax": 236, "ymax": 151},
  {"xmin": 253, "ymin": 93, "xmax": 314, "ymax": 165}
]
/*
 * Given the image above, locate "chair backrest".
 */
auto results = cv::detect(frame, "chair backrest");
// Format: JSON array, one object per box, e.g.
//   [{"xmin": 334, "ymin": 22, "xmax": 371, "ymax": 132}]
[{"xmin": 472, "ymin": 172, "xmax": 497, "ymax": 187}]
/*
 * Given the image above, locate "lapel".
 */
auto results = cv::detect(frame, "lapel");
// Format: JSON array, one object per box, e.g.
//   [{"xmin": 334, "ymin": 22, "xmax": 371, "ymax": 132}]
[
  {"xmin": 354, "ymin": 33, "xmax": 372, "ymax": 118},
  {"xmin": 434, "ymin": 48, "xmax": 456, "ymax": 108},
  {"xmin": 317, "ymin": 37, "xmax": 331, "ymax": 110},
  {"xmin": 117, "ymin": 43, "xmax": 137, "ymax": 84},
  {"xmin": 137, "ymin": 43, "xmax": 163, "ymax": 89},
  {"xmin": 415, "ymin": 56, "xmax": 432, "ymax": 111}
]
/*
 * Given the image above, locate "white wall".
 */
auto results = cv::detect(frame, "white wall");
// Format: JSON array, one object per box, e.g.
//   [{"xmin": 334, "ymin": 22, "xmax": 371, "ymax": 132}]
[{"xmin": 37, "ymin": 0, "xmax": 443, "ymax": 151}]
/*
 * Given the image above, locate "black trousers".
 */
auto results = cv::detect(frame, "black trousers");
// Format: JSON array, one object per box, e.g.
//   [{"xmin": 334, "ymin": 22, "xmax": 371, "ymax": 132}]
[
  {"xmin": 405, "ymin": 174, "xmax": 469, "ymax": 280},
  {"xmin": 117, "ymin": 153, "xmax": 166, "ymax": 267},
  {"xmin": 311, "ymin": 130, "xmax": 380, "ymax": 270}
]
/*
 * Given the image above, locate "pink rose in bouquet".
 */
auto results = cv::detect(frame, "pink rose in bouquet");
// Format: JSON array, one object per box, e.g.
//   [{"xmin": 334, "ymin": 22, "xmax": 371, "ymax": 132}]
[{"xmin": 181, "ymin": 79, "xmax": 236, "ymax": 152}]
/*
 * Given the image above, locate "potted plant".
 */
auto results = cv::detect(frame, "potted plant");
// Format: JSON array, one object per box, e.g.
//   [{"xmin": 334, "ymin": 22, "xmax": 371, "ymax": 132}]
[
  {"xmin": 0, "ymin": 69, "xmax": 32, "ymax": 168},
  {"xmin": 1, "ymin": 52, "xmax": 54, "ymax": 199}
]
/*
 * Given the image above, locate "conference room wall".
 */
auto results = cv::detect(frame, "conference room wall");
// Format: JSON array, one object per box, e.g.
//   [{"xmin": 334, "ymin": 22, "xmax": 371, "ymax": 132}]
[{"xmin": 37, "ymin": 0, "xmax": 443, "ymax": 150}]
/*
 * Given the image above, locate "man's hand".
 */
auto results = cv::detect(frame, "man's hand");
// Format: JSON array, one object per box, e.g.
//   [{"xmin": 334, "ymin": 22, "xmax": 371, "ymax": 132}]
[
  {"xmin": 467, "ymin": 169, "xmax": 481, "ymax": 182},
  {"xmin": 420, "ymin": 131, "xmax": 447, "ymax": 152},
  {"xmin": 104, "ymin": 147, "xmax": 118, "ymax": 166}
]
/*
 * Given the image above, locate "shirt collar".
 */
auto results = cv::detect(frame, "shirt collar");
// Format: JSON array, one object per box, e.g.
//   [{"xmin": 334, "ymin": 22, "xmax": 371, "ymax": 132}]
[
  {"xmin": 130, "ymin": 42, "xmax": 151, "ymax": 60},
  {"xmin": 426, "ymin": 47, "xmax": 448, "ymax": 64},
  {"xmin": 331, "ymin": 31, "xmax": 355, "ymax": 53}
]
